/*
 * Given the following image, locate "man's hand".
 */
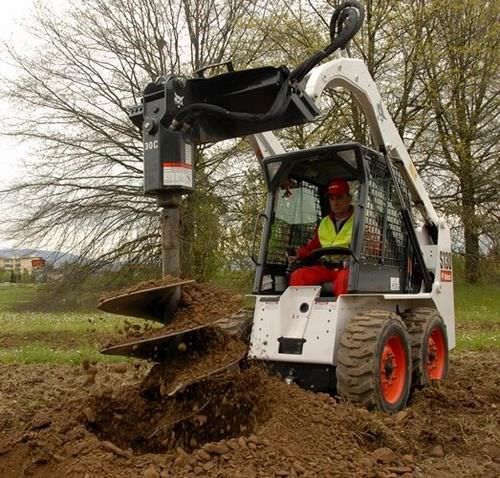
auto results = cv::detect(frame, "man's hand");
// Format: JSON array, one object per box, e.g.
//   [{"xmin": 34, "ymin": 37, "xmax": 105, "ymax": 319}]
[
  {"xmin": 286, "ymin": 247, "xmax": 298, "ymax": 264},
  {"xmin": 287, "ymin": 254, "xmax": 298, "ymax": 265}
]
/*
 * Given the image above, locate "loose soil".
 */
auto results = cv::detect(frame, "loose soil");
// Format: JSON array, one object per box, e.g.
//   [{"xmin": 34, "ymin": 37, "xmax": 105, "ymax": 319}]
[
  {"xmin": 98, "ymin": 277, "xmax": 188, "ymax": 303},
  {"xmin": 139, "ymin": 327, "xmax": 248, "ymax": 396},
  {"xmin": 103, "ymin": 281, "xmax": 245, "ymax": 345},
  {"xmin": 2, "ymin": 282, "xmax": 498, "ymax": 476},
  {"xmin": 0, "ymin": 351, "xmax": 499, "ymax": 478}
]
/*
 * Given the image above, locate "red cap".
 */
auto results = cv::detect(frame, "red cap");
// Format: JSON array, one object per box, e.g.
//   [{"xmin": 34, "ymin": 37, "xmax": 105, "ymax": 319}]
[{"xmin": 327, "ymin": 179, "xmax": 349, "ymax": 197}]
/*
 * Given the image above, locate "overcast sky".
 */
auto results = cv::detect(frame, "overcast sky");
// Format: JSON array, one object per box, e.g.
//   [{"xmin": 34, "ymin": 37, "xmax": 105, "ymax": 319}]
[
  {"xmin": 0, "ymin": 0, "xmax": 36, "ymax": 248},
  {"xmin": 0, "ymin": 0, "xmax": 35, "ymax": 187}
]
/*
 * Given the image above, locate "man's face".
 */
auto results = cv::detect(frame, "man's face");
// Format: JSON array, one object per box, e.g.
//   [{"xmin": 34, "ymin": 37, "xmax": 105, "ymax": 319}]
[{"xmin": 328, "ymin": 193, "xmax": 351, "ymax": 216}]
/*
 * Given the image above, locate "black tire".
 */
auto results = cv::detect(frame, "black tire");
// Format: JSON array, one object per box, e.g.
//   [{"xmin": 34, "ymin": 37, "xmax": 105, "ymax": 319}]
[
  {"xmin": 336, "ymin": 310, "xmax": 412, "ymax": 412},
  {"xmin": 402, "ymin": 307, "xmax": 449, "ymax": 389},
  {"xmin": 216, "ymin": 308, "xmax": 253, "ymax": 342}
]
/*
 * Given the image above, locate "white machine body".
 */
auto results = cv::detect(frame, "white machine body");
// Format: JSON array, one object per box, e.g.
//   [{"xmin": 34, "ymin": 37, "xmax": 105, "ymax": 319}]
[{"xmin": 248, "ymin": 57, "xmax": 455, "ymax": 366}]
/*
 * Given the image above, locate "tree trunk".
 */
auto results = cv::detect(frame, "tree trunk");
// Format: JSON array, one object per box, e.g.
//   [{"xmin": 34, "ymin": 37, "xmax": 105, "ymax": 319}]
[{"xmin": 461, "ymin": 171, "xmax": 480, "ymax": 283}]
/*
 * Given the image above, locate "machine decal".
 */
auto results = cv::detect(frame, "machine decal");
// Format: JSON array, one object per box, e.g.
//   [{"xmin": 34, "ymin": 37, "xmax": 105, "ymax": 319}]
[
  {"xmin": 376, "ymin": 102, "xmax": 386, "ymax": 121},
  {"xmin": 162, "ymin": 162, "xmax": 193, "ymax": 188},
  {"xmin": 174, "ymin": 92, "xmax": 184, "ymax": 108},
  {"xmin": 390, "ymin": 277, "xmax": 400, "ymax": 291},
  {"xmin": 184, "ymin": 143, "xmax": 193, "ymax": 164},
  {"xmin": 144, "ymin": 139, "xmax": 158, "ymax": 150},
  {"xmin": 440, "ymin": 251, "xmax": 453, "ymax": 282}
]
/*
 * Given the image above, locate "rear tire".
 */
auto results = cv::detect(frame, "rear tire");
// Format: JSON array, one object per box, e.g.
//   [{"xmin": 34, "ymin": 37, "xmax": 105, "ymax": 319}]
[
  {"xmin": 402, "ymin": 308, "xmax": 448, "ymax": 388},
  {"xmin": 216, "ymin": 308, "xmax": 253, "ymax": 342},
  {"xmin": 336, "ymin": 310, "xmax": 412, "ymax": 412}
]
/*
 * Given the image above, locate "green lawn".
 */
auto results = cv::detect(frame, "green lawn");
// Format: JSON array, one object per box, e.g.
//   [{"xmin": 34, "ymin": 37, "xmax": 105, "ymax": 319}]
[
  {"xmin": 0, "ymin": 284, "xmax": 39, "ymax": 312},
  {"xmin": 0, "ymin": 284, "xmax": 152, "ymax": 364},
  {"xmin": 454, "ymin": 283, "xmax": 500, "ymax": 351},
  {"xmin": 0, "ymin": 282, "xmax": 498, "ymax": 364}
]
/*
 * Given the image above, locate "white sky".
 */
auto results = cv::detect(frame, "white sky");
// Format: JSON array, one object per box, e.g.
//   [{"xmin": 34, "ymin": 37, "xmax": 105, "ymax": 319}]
[
  {"xmin": 0, "ymin": 0, "xmax": 38, "ymax": 181},
  {"xmin": 0, "ymin": 0, "xmax": 36, "ymax": 247}
]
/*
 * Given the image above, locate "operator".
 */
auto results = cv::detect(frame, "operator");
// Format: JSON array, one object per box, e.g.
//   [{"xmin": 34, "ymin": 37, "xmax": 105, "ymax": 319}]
[{"xmin": 288, "ymin": 178, "xmax": 353, "ymax": 296}]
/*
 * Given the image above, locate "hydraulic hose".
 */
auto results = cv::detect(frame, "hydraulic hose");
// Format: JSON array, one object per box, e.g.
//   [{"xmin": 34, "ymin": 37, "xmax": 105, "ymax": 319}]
[
  {"xmin": 172, "ymin": 0, "xmax": 365, "ymax": 127},
  {"xmin": 290, "ymin": 0, "xmax": 365, "ymax": 82}
]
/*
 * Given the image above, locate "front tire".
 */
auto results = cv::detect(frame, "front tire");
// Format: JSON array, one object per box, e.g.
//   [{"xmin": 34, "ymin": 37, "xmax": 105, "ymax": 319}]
[{"xmin": 336, "ymin": 310, "xmax": 412, "ymax": 412}]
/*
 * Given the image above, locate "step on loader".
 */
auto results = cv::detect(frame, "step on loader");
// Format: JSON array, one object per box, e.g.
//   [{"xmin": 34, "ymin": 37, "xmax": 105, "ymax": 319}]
[{"xmin": 99, "ymin": 0, "xmax": 454, "ymax": 414}]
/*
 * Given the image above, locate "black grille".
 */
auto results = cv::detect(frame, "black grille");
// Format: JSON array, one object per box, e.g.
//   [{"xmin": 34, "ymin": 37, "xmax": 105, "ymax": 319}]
[
  {"xmin": 267, "ymin": 181, "xmax": 322, "ymax": 264},
  {"xmin": 363, "ymin": 157, "xmax": 408, "ymax": 268}
]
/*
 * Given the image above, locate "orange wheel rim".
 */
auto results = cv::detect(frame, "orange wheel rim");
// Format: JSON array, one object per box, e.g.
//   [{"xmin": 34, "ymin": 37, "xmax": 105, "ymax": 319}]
[
  {"xmin": 380, "ymin": 335, "xmax": 407, "ymax": 404},
  {"xmin": 427, "ymin": 327, "xmax": 446, "ymax": 380}
]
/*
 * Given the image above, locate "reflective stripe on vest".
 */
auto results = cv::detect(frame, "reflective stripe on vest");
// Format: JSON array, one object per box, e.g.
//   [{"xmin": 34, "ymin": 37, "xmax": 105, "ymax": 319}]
[{"xmin": 317, "ymin": 214, "xmax": 353, "ymax": 249}]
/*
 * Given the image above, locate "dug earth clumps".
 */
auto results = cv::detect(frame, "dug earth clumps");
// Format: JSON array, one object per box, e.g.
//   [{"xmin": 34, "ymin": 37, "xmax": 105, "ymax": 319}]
[
  {"xmin": 1, "ymin": 282, "xmax": 498, "ymax": 477},
  {"xmin": 0, "ymin": 352, "xmax": 499, "ymax": 477}
]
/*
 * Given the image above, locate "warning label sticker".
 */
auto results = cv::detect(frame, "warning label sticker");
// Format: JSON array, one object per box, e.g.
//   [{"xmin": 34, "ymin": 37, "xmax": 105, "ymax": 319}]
[
  {"xmin": 440, "ymin": 270, "xmax": 452, "ymax": 282},
  {"xmin": 390, "ymin": 277, "xmax": 400, "ymax": 291},
  {"xmin": 162, "ymin": 163, "xmax": 193, "ymax": 189}
]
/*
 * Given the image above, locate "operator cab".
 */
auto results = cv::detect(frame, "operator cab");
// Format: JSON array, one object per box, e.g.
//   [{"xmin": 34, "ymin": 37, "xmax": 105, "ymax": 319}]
[{"xmin": 253, "ymin": 143, "xmax": 423, "ymax": 297}]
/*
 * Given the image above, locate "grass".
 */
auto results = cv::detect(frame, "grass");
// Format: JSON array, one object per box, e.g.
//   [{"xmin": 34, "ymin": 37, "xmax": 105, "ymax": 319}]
[
  {"xmin": 0, "ymin": 344, "xmax": 125, "ymax": 364},
  {"xmin": 454, "ymin": 283, "xmax": 500, "ymax": 351},
  {"xmin": 0, "ymin": 281, "xmax": 498, "ymax": 364},
  {"xmin": 0, "ymin": 310, "xmax": 138, "ymax": 335},
  {"xmin": 0, "ymin": 283, "xmax": 40, "ymax": 312},
  {"xmin": 0, "ymin": 284, "xmax": 153, "ymax": 364},
  {"xmin": 0, "ymin": 310, "xmax": 143, "ymax": 363}
]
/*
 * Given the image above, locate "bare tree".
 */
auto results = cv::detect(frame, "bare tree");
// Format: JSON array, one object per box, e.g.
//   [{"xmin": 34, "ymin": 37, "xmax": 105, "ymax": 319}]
[
  {"xmin": 419, "ymin": 0, "xmax": 499, "ymax": 282},
  {"xmin": 2, "ymin": 0, "xmax": 497, "ymax": 287},
  {"xmin": 0, "ymin": 0, "xmax": 268, "ymax": 279}
]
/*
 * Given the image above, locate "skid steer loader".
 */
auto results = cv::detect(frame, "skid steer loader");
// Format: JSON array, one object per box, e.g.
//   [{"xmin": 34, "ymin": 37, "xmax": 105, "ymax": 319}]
[{"xmin": 99, "ymin": 1, "xmax": 454, "ymax": 413}]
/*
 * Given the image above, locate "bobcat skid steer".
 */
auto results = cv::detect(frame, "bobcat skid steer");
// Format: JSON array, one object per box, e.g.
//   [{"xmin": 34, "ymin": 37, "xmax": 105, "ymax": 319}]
[{"xmin": 100, "ymin": 1, "xmax": 454, "ymax": 412}]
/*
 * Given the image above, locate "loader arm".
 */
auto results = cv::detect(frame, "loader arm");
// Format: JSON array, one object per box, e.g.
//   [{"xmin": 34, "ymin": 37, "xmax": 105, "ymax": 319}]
[{"xmin": 248, "ymin": 58, "xmax": 439, "ymax": 229}]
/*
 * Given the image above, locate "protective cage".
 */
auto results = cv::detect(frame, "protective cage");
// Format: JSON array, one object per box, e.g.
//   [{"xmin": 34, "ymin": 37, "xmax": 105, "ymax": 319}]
[{"xmin": 252, "ymin": 143, "xmax": 422, "ymax": 296}]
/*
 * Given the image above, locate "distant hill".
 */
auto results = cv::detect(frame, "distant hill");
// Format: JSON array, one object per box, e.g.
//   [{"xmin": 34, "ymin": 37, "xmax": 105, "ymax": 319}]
[{"xmin": 0, "ymin": 248, "xmax": 81, "ymax": 267}]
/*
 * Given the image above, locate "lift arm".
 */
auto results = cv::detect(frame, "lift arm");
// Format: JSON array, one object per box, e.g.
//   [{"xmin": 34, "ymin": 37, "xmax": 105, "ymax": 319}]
[{"xmin": 305, "ymin": 58, "xmax": 439, "ymax": 226}]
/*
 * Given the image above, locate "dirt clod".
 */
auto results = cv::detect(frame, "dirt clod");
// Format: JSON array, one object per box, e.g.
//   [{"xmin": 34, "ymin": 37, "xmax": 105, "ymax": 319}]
[
  {"xmin": 372, "ymin": 447, "xmax": 397, "ymax": 464},
  {"xmin": 429, "ymin": 444, "xmax": 445, "ymax": 457},
  {"xmin": 143, "ymin": 465, "xmax": 160, "ymax": 478}
]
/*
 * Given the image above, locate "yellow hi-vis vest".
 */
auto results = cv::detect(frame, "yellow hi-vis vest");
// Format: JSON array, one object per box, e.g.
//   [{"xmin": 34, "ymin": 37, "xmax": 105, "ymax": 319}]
[{"xmin": 317, "ymin": 214, "xmax": 354, "ymax": 249}]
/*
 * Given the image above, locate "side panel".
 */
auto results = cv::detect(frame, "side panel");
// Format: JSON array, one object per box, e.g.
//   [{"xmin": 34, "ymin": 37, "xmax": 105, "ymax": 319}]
[
  {"xmin": 249, "ymin": 292, "xmax": 453, "ymax": 369},
  {"xmin": 249, "ymin": 288, "xmax": 339, "ymax": 364}
]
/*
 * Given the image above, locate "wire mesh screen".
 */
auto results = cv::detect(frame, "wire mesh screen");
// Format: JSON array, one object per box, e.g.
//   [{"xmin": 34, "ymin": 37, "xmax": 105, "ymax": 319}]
[
  {"xmin": 363, "ymin": 156, "xmax": 408, "ymax": 267},
  {"xmin": 267, "ymin": 181, "xmax": 322, "ymax": 264},
  {"xmin": 393, "ymin": 163, "xmax": 412, "ymax": 211}
]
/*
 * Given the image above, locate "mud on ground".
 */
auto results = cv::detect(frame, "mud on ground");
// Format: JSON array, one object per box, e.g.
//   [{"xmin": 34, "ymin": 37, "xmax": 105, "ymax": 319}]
[{"xmin": 0, "ymin": 351, "xmax": 499, "ymax": 478}]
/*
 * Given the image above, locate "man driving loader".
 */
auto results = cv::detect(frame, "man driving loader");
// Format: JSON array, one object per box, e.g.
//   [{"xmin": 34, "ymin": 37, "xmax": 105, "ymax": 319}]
[{"xmin": 288, "ymin": 178, "xmax": 353, "ymax": 296}]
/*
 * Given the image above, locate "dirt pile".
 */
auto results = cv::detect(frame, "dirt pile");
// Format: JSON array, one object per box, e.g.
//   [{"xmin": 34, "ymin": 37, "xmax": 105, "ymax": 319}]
[
  {"xmin": 98, "ymin": 276, "xmax": 186, "ymax": 303},
  {"xmin": 0, "ymin": 352, "xmax": 499, "ymax": 477},
  {"xmin": 87, "ymin": 366, "xmax": 267, "ymax": 455},
  {"xmin": 140, "ymin": 328, "xmax": 248, "ymax": 397},
  {"xmin": 103, "ymin": 280, "xmax": 245, "ymax": 344},
  {"xmin": 2, "ymin": 282, "xmax": 498, "ymax": 477}
]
